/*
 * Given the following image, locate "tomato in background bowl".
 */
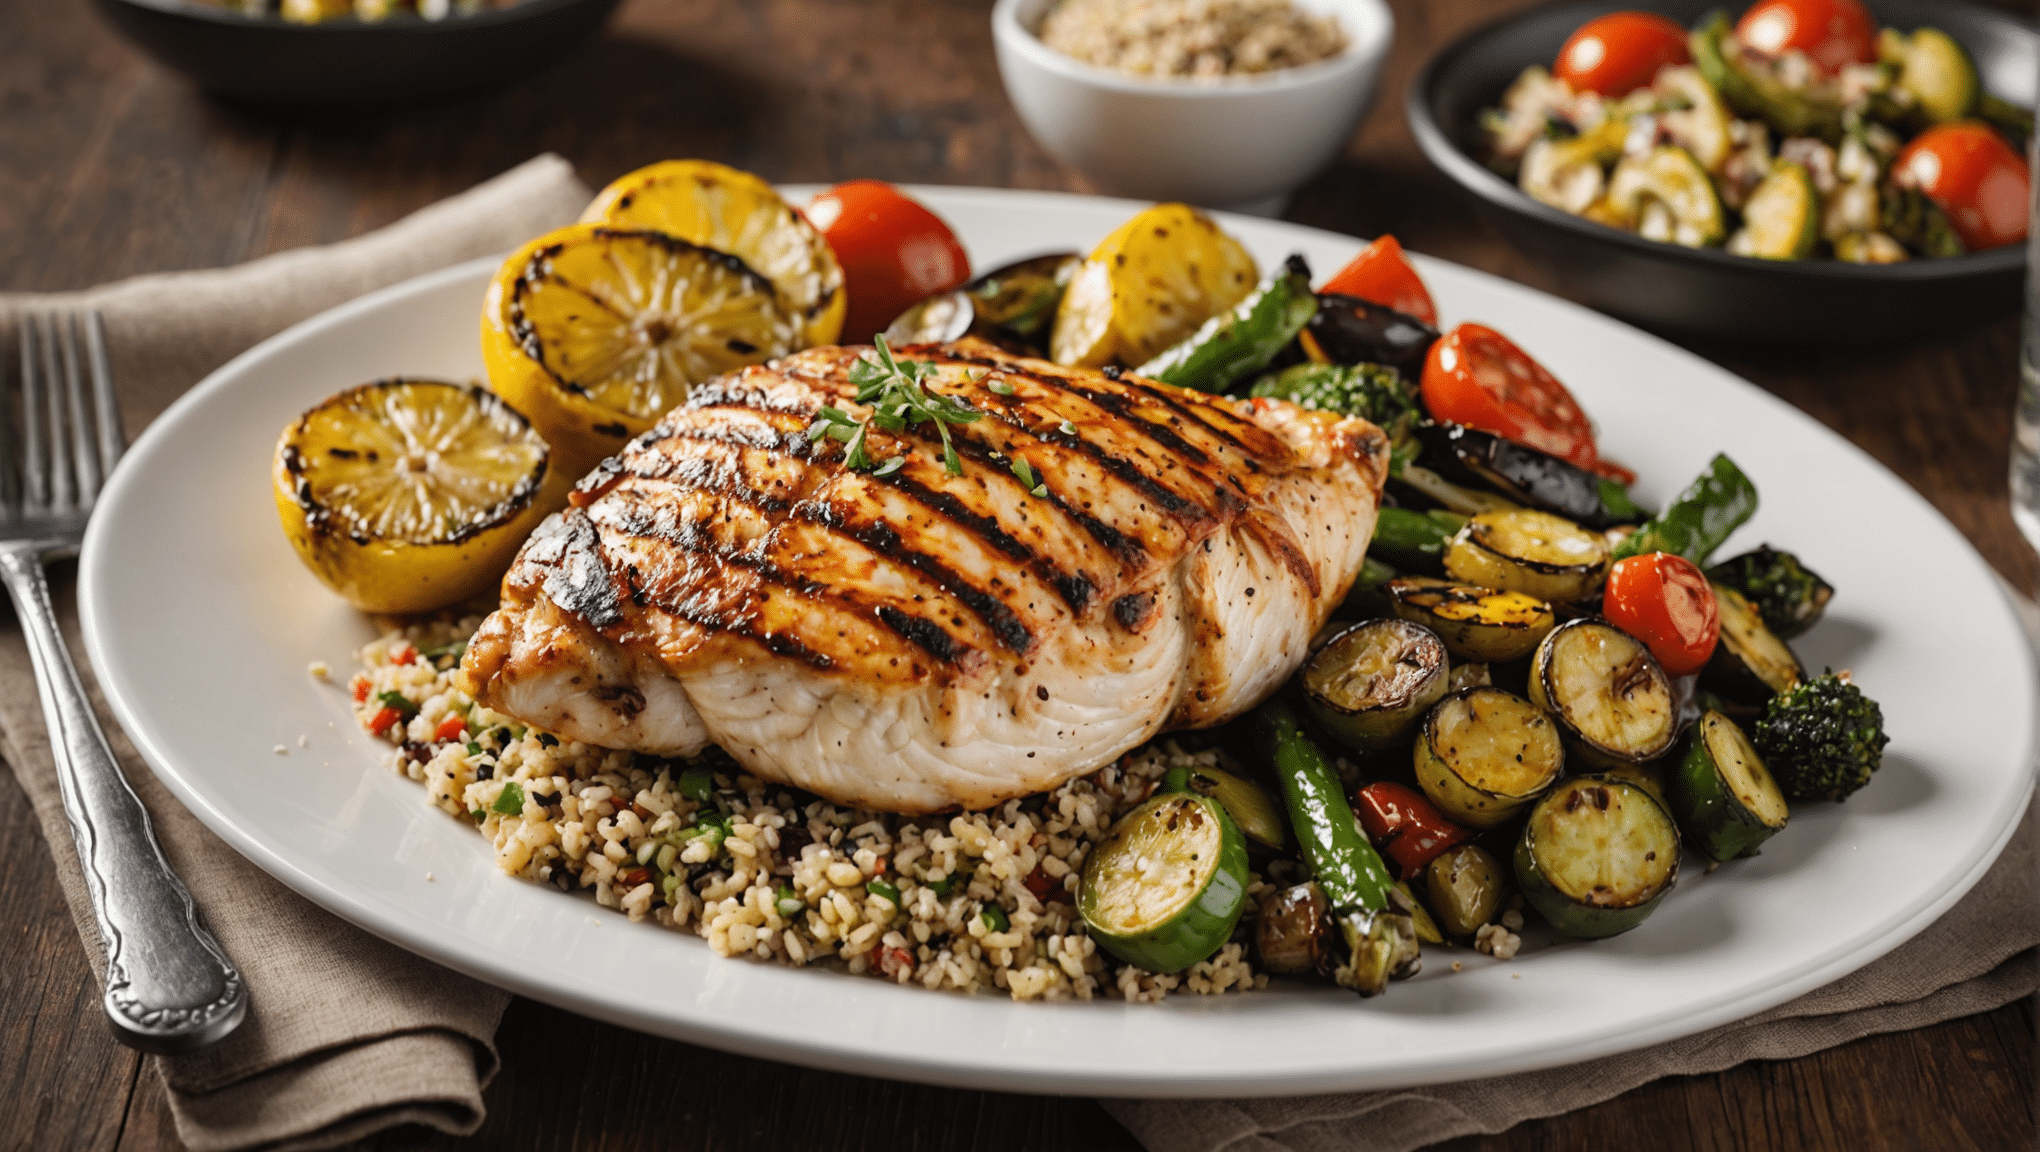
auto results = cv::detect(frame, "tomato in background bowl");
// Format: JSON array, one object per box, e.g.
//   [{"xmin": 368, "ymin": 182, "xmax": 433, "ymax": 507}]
[
  {"xmin": 1895, "ymin": 122, "xmax": 2031, "ymax": 252},
  {"xmin": 806, "ymin": 181, "xmax": 971, "ymax": 344},
  {"xmin": 1734, "ymin": 0, "xmax": 1878, "ymax": 73},
  {"xmin": 1554, "ymin": 11, "xmax": 1691, "ymax": 96}
]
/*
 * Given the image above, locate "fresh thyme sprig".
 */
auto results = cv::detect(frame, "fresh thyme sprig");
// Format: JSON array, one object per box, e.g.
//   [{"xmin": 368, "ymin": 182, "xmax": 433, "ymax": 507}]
[{"xmin": 806, "ymin": 335, "xmax": 982, "ymax": 476}]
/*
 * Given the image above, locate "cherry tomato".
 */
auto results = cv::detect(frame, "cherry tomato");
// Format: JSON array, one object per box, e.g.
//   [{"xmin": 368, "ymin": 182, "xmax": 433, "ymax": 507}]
[
  {"xmin": 1894, "ymin": 122, "xmax": 2031, "ymax": 252},
  {"xmin": 1352, "ymin": 781, "xmax": 1472, "ymax": 880},
  {"xmin": 1318, "ymin": 235, "xmax": 1437, "ymax": 326},
  {"xmin": 805, "ymin": 180, "xmax": 971, "ymax": 343},
  {"xmin": 1734, "ymin": 0, "xmax": 1877, "ymax": 74},
  {"xmin": 1421, "ymin": 323, "xmax": 1603, "ymax": 474},
  {"xmin": 1603, "ymin": 552, "xmax": 1721, "ymax": 677},
  {"xmin": 1554, "ymin": 11, "xmax": 1692, "ymax": 97}
]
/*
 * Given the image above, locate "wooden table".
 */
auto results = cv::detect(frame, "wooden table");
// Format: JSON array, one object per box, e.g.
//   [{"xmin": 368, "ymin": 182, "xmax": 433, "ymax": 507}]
[{"xmin": 3, "ymin": 1, "xmax": 2032, "ymax": 1148}]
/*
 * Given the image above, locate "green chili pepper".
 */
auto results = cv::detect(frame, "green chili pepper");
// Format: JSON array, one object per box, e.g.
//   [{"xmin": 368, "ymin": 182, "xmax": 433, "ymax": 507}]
[
  {"xmin": 1610, "ymin": 453, "xmax": 1758, "ymax": 565},
  {"xmin": 1369, "ymin": 508, "xmax": 1468, "ymax": 574},
  {"xmin": 1136, "ymin": 255, "xmax": 1317, "ymax": 394},
  {"xmin": 491, "ymin": 781, "xmax": 527, "ymax": 815},
  {"xmin": 1256, "ymin": 698, "xmax": 1419, "ymax": 996}
]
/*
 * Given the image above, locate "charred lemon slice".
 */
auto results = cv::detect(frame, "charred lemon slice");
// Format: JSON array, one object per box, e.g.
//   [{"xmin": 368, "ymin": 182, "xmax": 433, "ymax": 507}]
[
  {"xmin": 581, "ymin": 159, "xmax": 845, "ymax": 349},
  {"xmin": 273, "ymin": 379, "xmax": 568, "ymax": 614},
  {"xmin": 481, "ymin": 224, "xmax": 802, "ymax": 478},
  {"xmin": 1049, "ymin": 203, "xmax": 1258, "ymax": 368}
]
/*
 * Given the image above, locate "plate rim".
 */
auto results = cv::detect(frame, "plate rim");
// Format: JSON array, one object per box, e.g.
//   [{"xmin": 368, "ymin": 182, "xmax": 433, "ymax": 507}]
[{"xmin": 78, "ymin": 187, "xmax": 2039, "ymax": 1097}]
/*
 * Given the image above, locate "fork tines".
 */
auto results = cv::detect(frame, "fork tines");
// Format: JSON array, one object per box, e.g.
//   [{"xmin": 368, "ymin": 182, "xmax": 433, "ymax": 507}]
[{"xmin": 11, "ymin": 311, "xmax": 124, "ymax": 518}]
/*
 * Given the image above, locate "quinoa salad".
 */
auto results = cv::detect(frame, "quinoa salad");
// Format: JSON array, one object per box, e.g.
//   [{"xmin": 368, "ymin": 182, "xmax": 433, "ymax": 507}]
[
  {"xmin": 345, "ymin": 612, "xmax": 1276, "ymax": 1001},
  {"xmin": 1038, "ymin": 0, "xmax": 1348, "ymax": 80}
]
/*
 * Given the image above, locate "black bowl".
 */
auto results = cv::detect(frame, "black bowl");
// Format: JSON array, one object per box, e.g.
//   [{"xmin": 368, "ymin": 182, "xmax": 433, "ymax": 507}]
[
  {"xmin": 1407, "ymin": 0, "xmax": 2040, "ymax": 343},
  {"xmin": 93, "ymin": 0, "xmax": 622, "ymax": 107}
]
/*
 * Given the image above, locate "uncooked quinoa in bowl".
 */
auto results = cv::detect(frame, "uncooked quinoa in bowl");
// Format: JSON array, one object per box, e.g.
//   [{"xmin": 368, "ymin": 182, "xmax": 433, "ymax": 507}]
[{"xmin": 1037, "ymin": 0, "xmax": 1349, "ymax": 80}]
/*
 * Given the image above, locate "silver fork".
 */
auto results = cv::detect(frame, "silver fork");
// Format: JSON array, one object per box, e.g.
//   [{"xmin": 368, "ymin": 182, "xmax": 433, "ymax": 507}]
[{"xmin": 5, "ymin": 312, "xmax": 245, "ymax": 1053}]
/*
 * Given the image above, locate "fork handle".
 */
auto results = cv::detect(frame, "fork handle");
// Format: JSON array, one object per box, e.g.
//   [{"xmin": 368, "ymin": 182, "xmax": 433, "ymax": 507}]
[{"xmin": 0, "ymin": 546, "xmax": 246, "ymax": 1053}]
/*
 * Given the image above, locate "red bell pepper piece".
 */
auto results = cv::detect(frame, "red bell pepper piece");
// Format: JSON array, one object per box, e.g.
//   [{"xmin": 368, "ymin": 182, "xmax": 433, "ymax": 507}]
[{"xmin": 1352, "ymin": 781, "xmax": 1472, "ymax": 879}]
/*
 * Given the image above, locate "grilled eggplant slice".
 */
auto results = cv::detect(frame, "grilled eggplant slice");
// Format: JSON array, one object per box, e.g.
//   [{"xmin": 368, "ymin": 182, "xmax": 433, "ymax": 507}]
[
  {"xmin": 1305, "ymin": 293, "xmax": 1438, "ymax": 376},
  {"xmin": 1445, "ymin": 509, "xmax": 1611, "ymax": 604},
  {"xmin": 1386, "ymin": 576, "xmax": 1555, "ymax": 664},
  {"xmin": 1530, "ymin": 619, "xmax": 1678, "ymax": 769},
  {"xmin": 1704, "ymin": 583, "xmax": 1804, "ymax": 703},
  {"xmin": 1418, "ymin": 423, "xmax": 1616, "ymax": 526},
  {"xmin": 1414, "ymin": 687, "xmax": 1564, "ymax": 829},
  {"xmin": 1423, "ymin": 843, "xmax": 1506, "ymax": 941},
  {"xmin": 1514, "ymin": 775, "xmax": 1680, "ymax": 939},
  {"xmin": 1670, "ymin": 710, "xmax": 1789, "ymax": 862},
  {"xmin": 1304, "ymin": 619, "xmax": 1451, "ymax": 753},
  {"xmin": 1705, "ymin": 546, "xmax": 1833, "ymax": 639}
]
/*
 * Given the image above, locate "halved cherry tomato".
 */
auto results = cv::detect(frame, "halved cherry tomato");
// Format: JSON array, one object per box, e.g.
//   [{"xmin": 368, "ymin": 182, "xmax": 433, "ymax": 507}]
[
  {"xmin": 1352, "ymin": 781, "xmax": 1472, "ymax": 879},
  {"xmin": 1422, "ymin": 323, "xmax": 1603, "ymax": 474},
  {"xmin": 1603, "ymin": 552, "xmax": 1720, "ymax": 677},
  {"xmin": 1894, "ymin": 122, "xmax": 2031, "ymax": 252},
  {"xmin": 805, "ymin": 180, "xmax": 971, "ymax": 343},
  {"xmin": 1318, "ymin": 235, "xmax": 1437, "ymax": 326},
  {"xmin": 1735, "ymin": 0, "xmax": 1877, "ymax": 74},
  {"xmin": 1554, "ymin": 11, "xmax": 1691, "ymax": 97}
]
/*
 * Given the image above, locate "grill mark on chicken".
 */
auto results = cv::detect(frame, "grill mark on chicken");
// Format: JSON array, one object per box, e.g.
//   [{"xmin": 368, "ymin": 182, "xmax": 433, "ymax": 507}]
[
  {"xmin": 798, "ymin": 502, "xmax": 1035, "ymax": 654},
  {"xmin": 602, "ymin": 493, "xmax": 981, "ymax": 669},
  {"xmin": 649, "ymin": 407, "xmax": 1098, "ymax": 623}
]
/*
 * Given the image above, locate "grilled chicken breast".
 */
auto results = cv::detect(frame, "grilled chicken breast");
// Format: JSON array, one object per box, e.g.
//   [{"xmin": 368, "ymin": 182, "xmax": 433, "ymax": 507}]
[{"xmin": 463, "ymin": 338, "xmax": 1389, "ymax": 812}]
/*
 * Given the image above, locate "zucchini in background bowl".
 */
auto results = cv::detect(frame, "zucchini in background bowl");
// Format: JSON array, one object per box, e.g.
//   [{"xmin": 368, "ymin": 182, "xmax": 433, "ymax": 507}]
[{"xmin": 1515, "ymin": 775, "xmax": 1681, "ymax": 939}]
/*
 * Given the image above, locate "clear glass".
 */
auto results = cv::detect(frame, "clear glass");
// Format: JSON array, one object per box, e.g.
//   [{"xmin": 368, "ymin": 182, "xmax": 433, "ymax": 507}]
[{"xmin": 2015, "ymin": 128, "xmax": 2040, "ymax": 554}]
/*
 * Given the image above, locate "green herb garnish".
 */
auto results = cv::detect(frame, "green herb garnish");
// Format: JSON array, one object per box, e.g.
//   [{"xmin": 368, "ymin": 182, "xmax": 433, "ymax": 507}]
[
  {"xmin": 806, "ymin": 335, "xmax": 981, "ymax": 476},
  {"xmin": 491, "ymin": 781, "xmax": 526, "ymax": 815},
  {"xmin": 676, "ymin": 766, "xmax": 715, "ymax": 804},
  {"xmin": 979, "ymin": 903, "xmax": 1010, "ymax": 932},
  {"xmin": 776, "ymin": 884, "xmax": 805, "ymax": 918},
  {"xmin": 1011, "ymin": 457, "xmax": 1047, "ymax": 498},
  {"xmin": 868, "ymin": 878, "xmax": 901, "ymax": 906}
]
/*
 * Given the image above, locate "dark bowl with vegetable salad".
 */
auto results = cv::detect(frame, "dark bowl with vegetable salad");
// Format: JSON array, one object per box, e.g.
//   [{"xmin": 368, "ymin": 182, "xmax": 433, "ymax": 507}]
[{"xmin": 1407, "ymin": 0, "xmax": 2039, "ymax": 343}]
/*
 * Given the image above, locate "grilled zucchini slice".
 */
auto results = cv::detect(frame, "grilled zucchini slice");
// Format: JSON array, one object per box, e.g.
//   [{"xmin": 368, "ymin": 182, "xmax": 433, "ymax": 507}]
[
  {"xmin": 1386, "ymin": 576, "xmax": 1556, "ymax": 664},
  {"xmin": 1529, "ymin": 619, "xmax": 1679, "ymax": 770},
  {"xmin": 1514, "ymin": 775, "xmax": 1680, "ymax": 939},
  {"xmin": 1079, "ymin": 792, "xmax": 1250, "ymax": 974},
  {"xmin": 1670, "ymin": 711, "xmax": 1790, "ymax": 862},
  {"xmin": 1304, "ymin": 619, "xmax": 1451, "ymax": 753},
  {"xmin": 1445, "ymin": 509, "xmax": 1610, "ymax": 604},
  {"xmin": 1704, "ymin": 583, "xmax": 1805, "ymax": 703},
  {"xmin": 1413, "ymin": 687, "xmax": 1564, "ymax": 829}
]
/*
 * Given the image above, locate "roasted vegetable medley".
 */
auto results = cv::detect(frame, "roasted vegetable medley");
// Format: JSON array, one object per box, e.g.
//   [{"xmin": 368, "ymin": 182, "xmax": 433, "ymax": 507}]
[
  {"xmin": 950, "ymin": 217, "xmax": 1890, "ymax": 996},
  {"xmin": 1482, "ymin": 0, "xmax": 2033, "ymax": 261}
]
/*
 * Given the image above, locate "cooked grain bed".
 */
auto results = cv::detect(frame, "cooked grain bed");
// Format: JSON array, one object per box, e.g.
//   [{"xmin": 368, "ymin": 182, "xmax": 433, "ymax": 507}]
[
  {"xmin": 351, "ymin": 616, "xmax": 1269, "ymax": 1001},
  {"xmin": 1038, "ymin": 0, "xmax": 1347, "ymax": 79}
]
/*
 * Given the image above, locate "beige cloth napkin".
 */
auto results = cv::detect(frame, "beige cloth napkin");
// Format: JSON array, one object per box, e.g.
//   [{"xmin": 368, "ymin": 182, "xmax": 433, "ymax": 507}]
[
  {"xmin": 1105, "ymin": 584, "xmax": 2040, "ymax": 1152},
  {"xmin": 0, "ymin": 154, "xmax": 593, "ymax": 1151}
]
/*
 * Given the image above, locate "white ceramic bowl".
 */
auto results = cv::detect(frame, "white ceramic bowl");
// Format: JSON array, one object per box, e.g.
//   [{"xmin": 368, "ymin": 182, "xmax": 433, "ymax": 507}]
[{"xmin": 992, "ymin": 0, "xmax": 1394, "ymax": 214}]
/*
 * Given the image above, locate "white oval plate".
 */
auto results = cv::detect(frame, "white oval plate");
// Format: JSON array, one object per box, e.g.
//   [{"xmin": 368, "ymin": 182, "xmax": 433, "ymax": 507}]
[{"xmin": 80, "ymin": 187, "xmax": 2035, "ymax": 1097}]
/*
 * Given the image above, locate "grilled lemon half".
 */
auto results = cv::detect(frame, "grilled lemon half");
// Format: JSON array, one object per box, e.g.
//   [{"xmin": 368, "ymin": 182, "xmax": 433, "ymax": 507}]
[
  {"xmin": 481, "ymin": 223, "xmax": 804, "ymax": 479},
  {"xmin": 1050, "ymin": 202, "xmax": 1258, "ymax": 369},
  {"xmin": 273, "ymin": 379, "xmax": 568, "ymax": 614},
  {"xmin": 581, "ymin": 159, "xmax": 845, "ymax": 350}
]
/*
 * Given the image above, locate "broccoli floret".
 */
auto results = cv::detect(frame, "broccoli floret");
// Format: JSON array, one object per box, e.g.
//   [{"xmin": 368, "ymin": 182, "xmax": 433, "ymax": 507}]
[
  {"xmin": 1249, "ymin": 362, "xmax": 1418, "ymax": 439},
  {"xmin": 1706, "ymin": 546, "xmax": 1835, "ymax": 639},
  {"xmin": 1752, "ymin": 671, "xmax": 1889, "ymax": 802}
]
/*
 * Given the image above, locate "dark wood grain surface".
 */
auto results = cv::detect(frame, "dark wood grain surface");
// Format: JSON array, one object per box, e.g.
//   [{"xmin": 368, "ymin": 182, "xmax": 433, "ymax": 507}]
[{"xmin": 2, "ymin": 0, "xmax": 2033, "ymax": 1148}]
